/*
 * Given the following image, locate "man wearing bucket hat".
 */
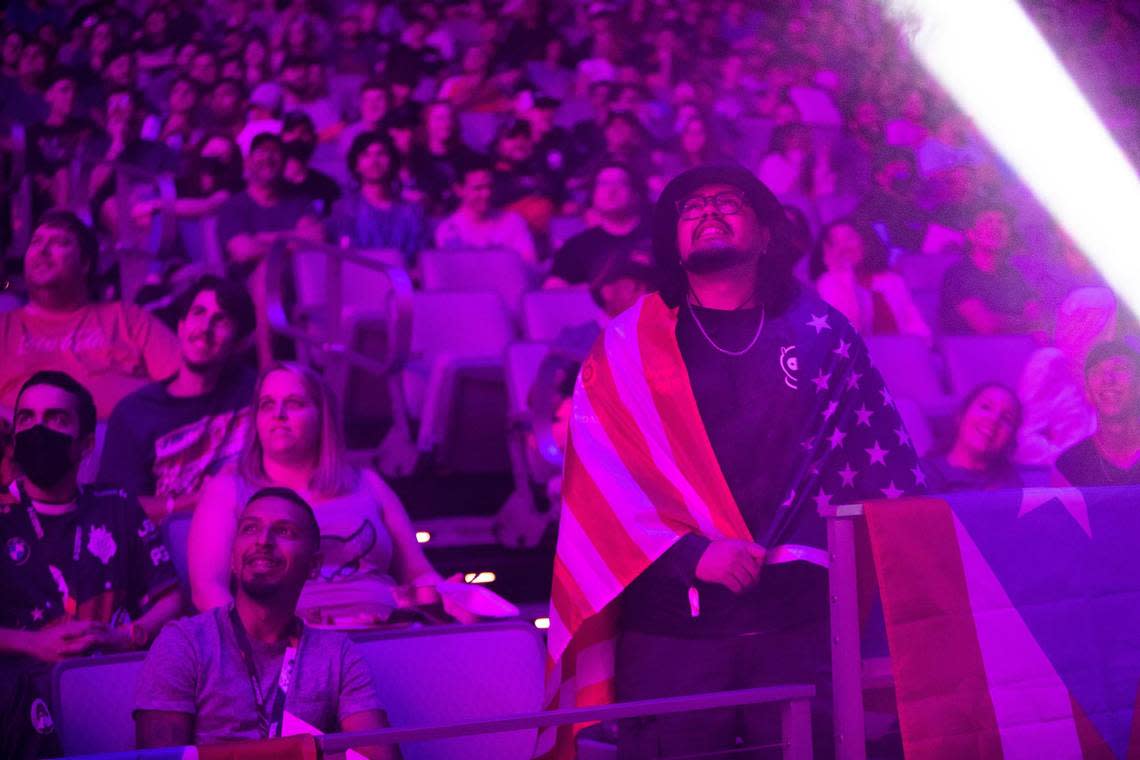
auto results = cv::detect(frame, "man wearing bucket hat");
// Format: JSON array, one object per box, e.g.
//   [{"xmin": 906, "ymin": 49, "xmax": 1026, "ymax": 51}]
[{"xmin": 540, "ymin": 164, "xmax": 923, "ymax": 758}]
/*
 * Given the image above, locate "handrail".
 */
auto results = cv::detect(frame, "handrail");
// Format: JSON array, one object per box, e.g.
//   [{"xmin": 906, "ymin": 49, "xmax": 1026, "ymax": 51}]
[
  {"xmin": 317, "ymin": 684, "xmax": 815, "ymax": 753},
  {"xmin": 265, "ymin": 236, "xmax": 414, "ymax": 377}
]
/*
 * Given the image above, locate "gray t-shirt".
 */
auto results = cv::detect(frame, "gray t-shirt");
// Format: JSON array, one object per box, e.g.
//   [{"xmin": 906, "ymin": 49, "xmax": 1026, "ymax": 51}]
[{"xmin": 134, "ymin": 605, "xmax": 382, "ymax": 744}]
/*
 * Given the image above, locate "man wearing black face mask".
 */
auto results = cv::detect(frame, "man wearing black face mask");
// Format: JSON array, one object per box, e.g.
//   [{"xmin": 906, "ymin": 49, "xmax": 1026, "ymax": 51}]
[
  {"xmin": 0, "ymin": 372, "xmax": 181, "ymax": 759},
  {"xmin": 281, "ymin": 111, "xmax": 342, "ymax": 217}
]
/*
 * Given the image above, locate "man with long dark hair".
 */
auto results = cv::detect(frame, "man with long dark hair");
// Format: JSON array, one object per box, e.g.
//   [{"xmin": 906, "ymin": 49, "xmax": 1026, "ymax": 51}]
[{"xmin": 542, "ymin": 164, "xmax": 922, "ymax": 758}]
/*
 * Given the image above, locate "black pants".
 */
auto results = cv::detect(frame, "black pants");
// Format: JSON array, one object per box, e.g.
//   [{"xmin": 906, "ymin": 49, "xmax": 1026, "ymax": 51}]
[
  {"xmin": 0, "ymin": 657, "xmax": 63, "ymax": 760},
  {"xmin": 614, "ymin": 623, "xmax": 833, "ymax": 759}
]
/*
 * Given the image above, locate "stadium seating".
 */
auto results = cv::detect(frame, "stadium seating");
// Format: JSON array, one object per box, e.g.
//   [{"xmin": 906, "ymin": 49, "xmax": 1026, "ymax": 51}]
[
  {"xmin": 521, "ymin": 287, "xmax": 601, "ymax": 343},
  {"xmin": 939, "ymin": 334, "xmax": 1038, "ymax": 397},
  {"xmin": 405, "ymin": 292, "xmax": 515, "ymax": 470},
  {"xmin": 51, "ymin": 622, "xmax": 545, "ymax": 758},
  {"xmin": 293, "ymin": 244, "xmax": 405, "ymax": 320},
  {"xmin": 499, "ymin": 342, "xmax": 561, "ymax": 547},
  {"xmin": 419, "ymin": 248, "xmax": 531, "ymax": 315},
  {"xmin": 863, "ymin": 335, "xmax": 955, "ymax": 415}
]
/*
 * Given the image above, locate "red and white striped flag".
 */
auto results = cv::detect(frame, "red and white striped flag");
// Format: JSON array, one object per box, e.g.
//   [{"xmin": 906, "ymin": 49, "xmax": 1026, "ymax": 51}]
[{"xmin": 535, "ymin": 294, "xmax": 756, "ymax": 759}]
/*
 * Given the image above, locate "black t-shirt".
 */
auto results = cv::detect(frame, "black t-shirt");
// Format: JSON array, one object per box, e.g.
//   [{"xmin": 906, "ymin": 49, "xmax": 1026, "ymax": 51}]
[
  {"xmin": 619, "ymin": 288, "xmax": 922, "ymax": 637},
  {"xmin": 97, "ymin": 365, "xmax": 256, "ymax": 499},
  {"xmin": 1056, "ymin": 437, "xmax": 1140, "ymax": 487},
  {"xmin": 215, "ymin": 188, "xmax": 318, "ymax": 276},
  {"xmin": 0, "ymin": 485, "xmax": 178, "ymax": 631},
  {"xmin": 550, "ymin": 222, "xmax": 652, "ymax": 285},
  {"xmin": 939, "ymin": 258, "xmax": 1035, "ymax": 334},
  {"xmin": 409, "ymin": 144, "xmax": 481, "ymax": 213},
  {"xmin": 285, "ymin": 168, "xmax": 343, "ymax": 217}
]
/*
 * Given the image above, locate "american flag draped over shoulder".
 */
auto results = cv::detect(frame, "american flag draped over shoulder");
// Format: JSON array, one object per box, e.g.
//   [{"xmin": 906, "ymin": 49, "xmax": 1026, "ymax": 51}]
[{"xmin": 535, "ymin": 291, "xmax": 922, "ymax": 759}]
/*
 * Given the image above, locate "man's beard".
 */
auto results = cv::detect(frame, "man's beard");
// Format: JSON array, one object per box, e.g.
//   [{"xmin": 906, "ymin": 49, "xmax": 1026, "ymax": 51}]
[
  {"xmin": 680, "ymin": 244, "xmax": 753, "ymax": 275},
  {"xmin": 239, "ymin": 575, "xmax": 285, "ymax": 600}
]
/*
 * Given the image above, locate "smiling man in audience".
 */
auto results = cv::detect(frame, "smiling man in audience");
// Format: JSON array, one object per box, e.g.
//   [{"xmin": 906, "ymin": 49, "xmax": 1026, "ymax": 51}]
[{"xmin": 134, "ymin": 487, "xmax": 399, "ymax": 759}]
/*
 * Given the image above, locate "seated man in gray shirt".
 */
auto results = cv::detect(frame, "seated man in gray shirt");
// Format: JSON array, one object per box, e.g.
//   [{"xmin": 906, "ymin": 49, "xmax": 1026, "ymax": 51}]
[{"xmin": 134, "ymin": 487, "xmax": 399, "ymax": 758}]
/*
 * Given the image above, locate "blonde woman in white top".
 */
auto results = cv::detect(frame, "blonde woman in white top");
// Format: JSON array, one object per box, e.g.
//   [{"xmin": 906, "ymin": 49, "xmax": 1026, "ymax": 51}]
[{"xmin": 189, "ymin": 362, "xmax": 445, "ymax": 627}]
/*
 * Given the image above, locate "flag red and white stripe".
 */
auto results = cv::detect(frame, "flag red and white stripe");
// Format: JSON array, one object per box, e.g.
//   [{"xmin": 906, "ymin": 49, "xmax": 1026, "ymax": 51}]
[{"xmin": 535, "ymin": 294, "xmax": 756, "ymax": 759}]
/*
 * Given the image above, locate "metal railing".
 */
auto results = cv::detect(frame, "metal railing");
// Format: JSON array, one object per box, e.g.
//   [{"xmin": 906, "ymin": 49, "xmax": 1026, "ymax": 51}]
[
  {"xmin": 317, "ymin": 684, "xmax": 816, "ymax": 759},
  {"xmin": 265, "ymin": 237, "xmax": 415, "ymax": 462}
]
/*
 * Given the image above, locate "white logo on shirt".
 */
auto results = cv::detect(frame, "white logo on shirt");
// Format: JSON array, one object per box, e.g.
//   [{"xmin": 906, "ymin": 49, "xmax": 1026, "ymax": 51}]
[{"xmin": 780, "ymin": 345, "xmax": 800, "ymax": 390}]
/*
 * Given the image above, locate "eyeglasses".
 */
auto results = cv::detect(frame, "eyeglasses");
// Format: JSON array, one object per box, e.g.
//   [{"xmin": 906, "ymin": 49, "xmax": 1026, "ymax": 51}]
[{"xmin": 676, "ymin": 191, "xmax": 746, "ymax": 220}]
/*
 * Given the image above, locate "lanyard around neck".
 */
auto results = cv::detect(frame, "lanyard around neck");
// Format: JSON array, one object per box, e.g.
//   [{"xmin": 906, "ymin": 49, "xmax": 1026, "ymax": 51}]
[{"xmin": 228, "ymin": 605, "xmax": 302, "ymax": 739}]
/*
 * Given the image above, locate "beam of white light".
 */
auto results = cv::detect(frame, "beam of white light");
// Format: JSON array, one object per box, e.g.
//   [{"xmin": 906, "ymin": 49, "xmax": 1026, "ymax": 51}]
[{"xmin": 882, "ymin": 0, "xmax": 1140, "ymax": 314}]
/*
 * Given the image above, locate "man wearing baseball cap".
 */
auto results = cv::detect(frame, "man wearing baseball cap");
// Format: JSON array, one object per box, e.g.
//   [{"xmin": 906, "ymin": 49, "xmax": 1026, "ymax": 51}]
[{"xmin": 541, "ymin": 164, "xmax": 922, "ymax": 758}]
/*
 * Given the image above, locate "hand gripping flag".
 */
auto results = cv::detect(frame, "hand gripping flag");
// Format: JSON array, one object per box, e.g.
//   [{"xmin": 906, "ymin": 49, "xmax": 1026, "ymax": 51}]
[{"xmin": 536, "ymin": 292, "xmax": 921, "ymax": 758}]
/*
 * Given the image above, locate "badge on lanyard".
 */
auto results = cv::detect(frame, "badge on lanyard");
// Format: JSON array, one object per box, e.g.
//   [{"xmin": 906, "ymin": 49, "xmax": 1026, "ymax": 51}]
[{"xmin": 229, "ymin": 606, "xmax": 303, "ymax": 739}]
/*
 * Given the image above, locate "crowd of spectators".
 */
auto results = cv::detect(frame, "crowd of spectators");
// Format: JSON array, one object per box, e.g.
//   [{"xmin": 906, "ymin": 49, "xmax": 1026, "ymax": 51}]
[{"xmin": 3, "ymin": 0, "xmax": 1140, "ymax": 756}]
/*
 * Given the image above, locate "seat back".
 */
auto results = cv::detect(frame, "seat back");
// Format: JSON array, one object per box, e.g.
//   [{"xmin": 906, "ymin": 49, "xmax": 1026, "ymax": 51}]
[
  {"xmin": 895, "ymin": 253, "xmax": 961, "ymax": 293},
  {"xmin": 355, "ymin": 622, "xmax": 545, "ymax": 760},
  {"xmin": 420, "ymin": 249, "xmax": 530, "ymax": 315},
  {"xmin": 53, "ymin": 623, "xmax": 545, "ymax": 758},
  {"xmin": 863, "ymin": 336, "xmax": 951, "ymax": 412},
  {"xmin": 411, "ymin": 292, "xmax": 515, "ymax": 362},
  {"xmin": 521, "ymin": 288, "xmax": 601, "ymax": 342},
  {"xmin": 54, "ymin": 652, "xmax": 146, "ymax": 755},
  {"xmin": 294, "ymin": 246, "xmax": 404, "ymax": 315},
  {"xmin": 940, "ymin": 334, "xmax": 1038, "ymax": 397}
]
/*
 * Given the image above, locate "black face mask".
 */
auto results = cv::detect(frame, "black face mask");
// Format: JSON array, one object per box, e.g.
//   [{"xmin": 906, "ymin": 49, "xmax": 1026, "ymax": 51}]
[{"xmin": 14, "ymin": 425, "xmax": 77, "ymax": 490}]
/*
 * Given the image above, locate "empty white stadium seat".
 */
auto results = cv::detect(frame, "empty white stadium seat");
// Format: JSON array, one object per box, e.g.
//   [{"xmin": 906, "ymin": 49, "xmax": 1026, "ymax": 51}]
[
  {"xmin": 355, "ymin": 622, "xmax": 545, "ymax": 760},
  {"xmin": 294, "ymin": 246, "xmax": 404, "ymax": 316},
  {"xmin": 863, "ymin": 335, "xmax": 955, "ymax": 415},
  {"xmin": 939, "ymin": 334, "xmax": 1039, "ymax": 397},
  {"xmin": 409, "ymin": 291, "xmax": 515, "ymax": 364},
  {"xmin": 420, "ymin": 248, "xmax": 531, "ymax": 315},
  {"xmin": 405, "ymin": 292, "xmax": 516, "ymax": 468},
  {"xmin": 521, "ymin": 287, "xmax": 601, "ymax": 342}
]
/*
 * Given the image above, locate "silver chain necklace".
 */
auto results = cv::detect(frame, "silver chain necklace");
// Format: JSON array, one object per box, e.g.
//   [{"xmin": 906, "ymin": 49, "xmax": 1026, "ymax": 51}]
[{"xmin": 687, "ymin": 300, "xmax": 766, "ymax": 356}]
